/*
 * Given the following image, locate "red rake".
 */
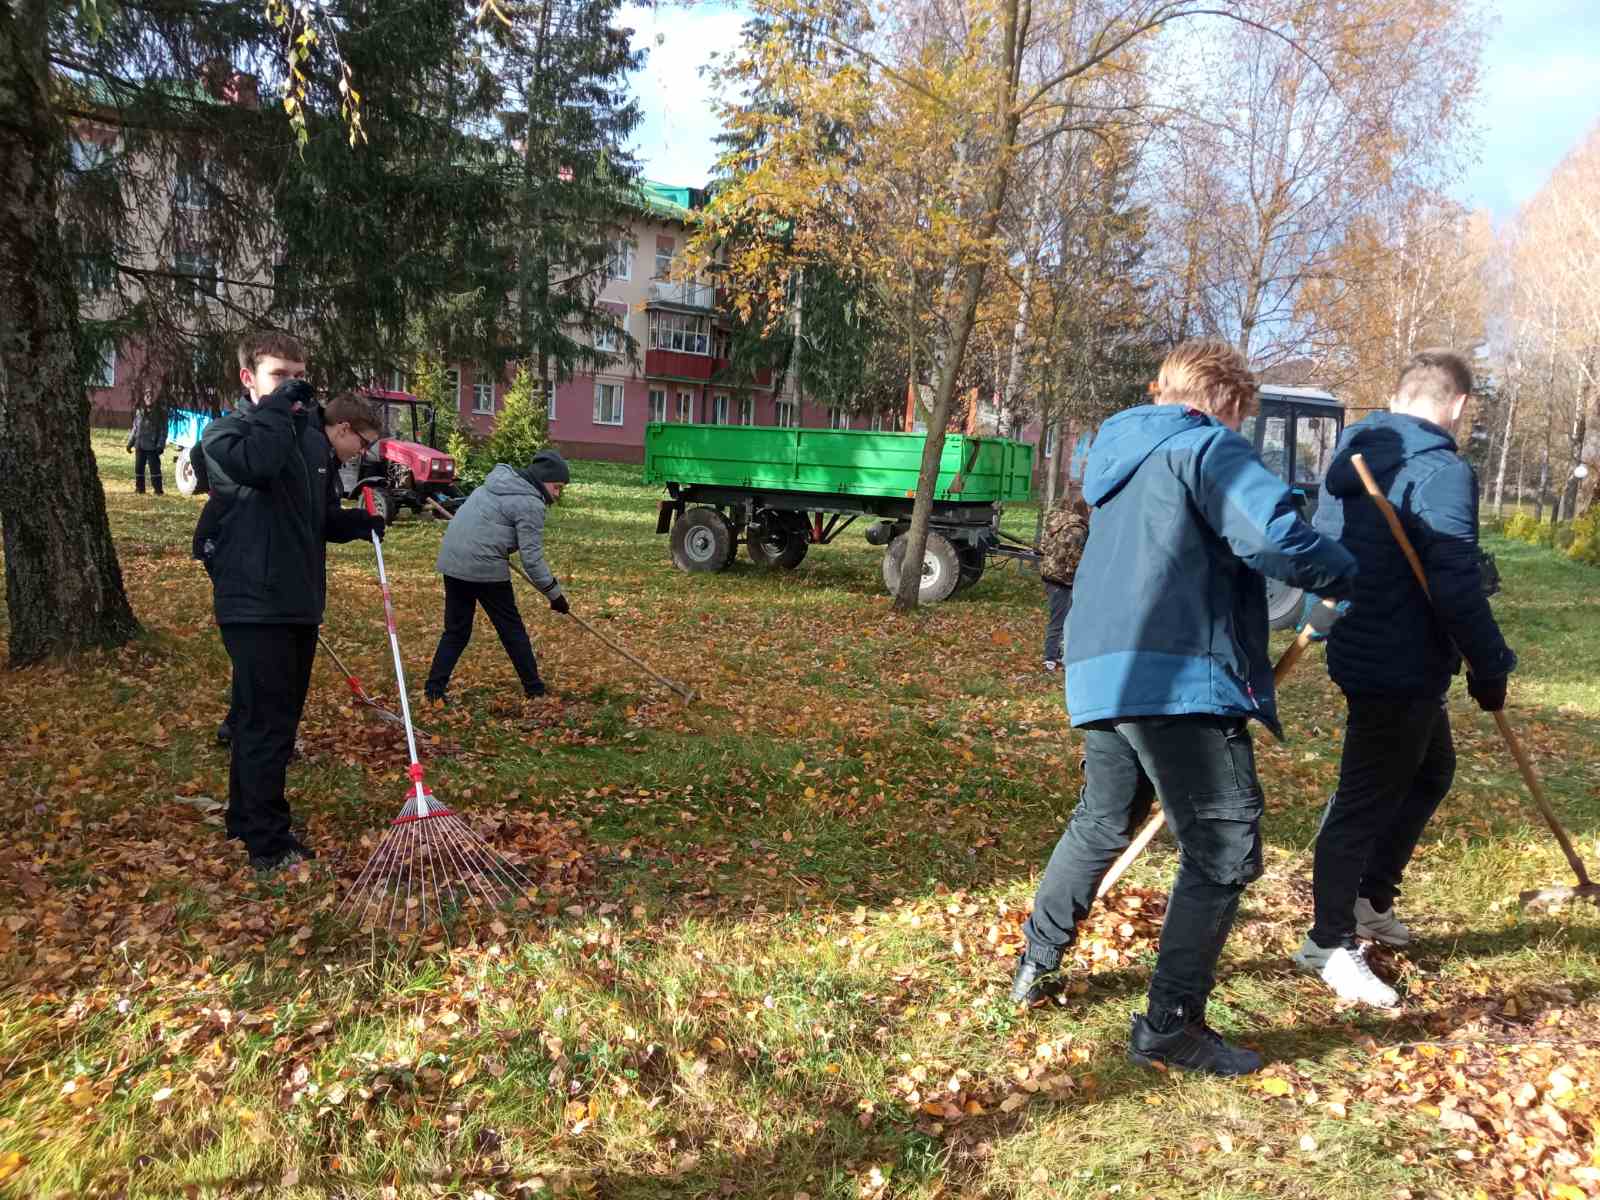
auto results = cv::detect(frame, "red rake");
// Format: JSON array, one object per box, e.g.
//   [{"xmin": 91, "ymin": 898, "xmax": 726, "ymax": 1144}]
[{"xmin": 338, "ymin": 488, "xmax": 532, "ymax": 933}]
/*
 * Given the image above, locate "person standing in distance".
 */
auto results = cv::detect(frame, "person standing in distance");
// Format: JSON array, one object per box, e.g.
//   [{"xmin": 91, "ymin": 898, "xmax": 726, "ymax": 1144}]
[{"xmin": 1010, "ymin": 339, "xmax": 1357, "ymax": 1076}]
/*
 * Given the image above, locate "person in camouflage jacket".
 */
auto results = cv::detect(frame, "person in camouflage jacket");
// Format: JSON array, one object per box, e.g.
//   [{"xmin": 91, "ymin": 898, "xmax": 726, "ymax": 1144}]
[{"xmin": 1040, "ymin": 492, "xmax": 1090, "ymax": 669}]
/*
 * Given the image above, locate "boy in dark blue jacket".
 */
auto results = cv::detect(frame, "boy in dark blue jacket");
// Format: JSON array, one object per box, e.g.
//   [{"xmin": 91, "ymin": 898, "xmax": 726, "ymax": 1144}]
[
  {"xmin": 1292, "ymin": 351, "xmax": 1515, "ymax": 1007},
  {"xmin": 1010, "ymin": 340, "xmax": 1357, "ymax": 1076}
]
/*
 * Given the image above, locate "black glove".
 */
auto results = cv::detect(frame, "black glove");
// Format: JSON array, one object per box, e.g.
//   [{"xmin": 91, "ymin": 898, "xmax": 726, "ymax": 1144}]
[
  {"xmin": 549, "ymin": 593, "xmax": 570, "ymax": 615},
  {"xmin": 365, "ymin": 513, "xmax": 387, "ymax": 542},
  {"xmin": 263, "ymin": 379, "xmax": 314, "ymax": 413},
  {"xmin": 1466, "ymin": 673, "xmax": 1507, "ymax": 712}
]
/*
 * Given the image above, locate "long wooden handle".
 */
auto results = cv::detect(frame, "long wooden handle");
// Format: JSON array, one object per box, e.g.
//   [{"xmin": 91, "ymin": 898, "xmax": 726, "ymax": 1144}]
[
  {"xmin": 1349, "ymin": 452, "xmax": 1590, "ymax": 886},
  {"xmin": 564, "ymin": 608, "xmax": 697, "ymax": 702}
]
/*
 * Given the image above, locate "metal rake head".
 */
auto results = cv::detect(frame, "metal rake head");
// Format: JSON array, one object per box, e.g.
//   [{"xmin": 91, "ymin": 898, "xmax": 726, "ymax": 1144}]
[{"xmin": 338, "ymin": 790, "xmax": 533, "ymax": 934}]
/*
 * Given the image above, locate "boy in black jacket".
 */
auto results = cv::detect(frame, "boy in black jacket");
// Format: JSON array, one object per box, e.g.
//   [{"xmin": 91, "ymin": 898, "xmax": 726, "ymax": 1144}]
[
  {"xmin": 201, "ymin": 371, "xmax": 385, "ymax": 874},
  {"xmin": 1293, "ymin": 351, "xmax": 1516, "ymax": 1007}
]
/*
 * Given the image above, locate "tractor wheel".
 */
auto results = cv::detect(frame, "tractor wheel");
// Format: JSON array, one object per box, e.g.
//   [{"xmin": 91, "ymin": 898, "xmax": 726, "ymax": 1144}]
[
  {"xmin": 747, "ymin": 510, "xmax": 809, "ymax": 569},
  {"xmin": 671, "ymin": 506, "xmax": 735, "ymax": 572},
  {"xmin": 953, "ymin": 542, "xmax": 986, "ymax": 592},
  {"xmin": 366, "ymin": 487, "xmax": 399, "ymax": 526},
  {"xmin": 881, "ymin": 531, "xmax": 961, "ymax": 604},
  {"xmin": 1266, "ymin": 577, "xmax": 1303, "ymax": 631}
]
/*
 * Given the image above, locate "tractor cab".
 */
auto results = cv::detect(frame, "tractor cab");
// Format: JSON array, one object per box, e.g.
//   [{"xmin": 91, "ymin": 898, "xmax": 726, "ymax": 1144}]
[
  {"xmin": 342, "ymin": 388, "xmax": 463, "ymax": 521},
  {"xmin": 1239, "ymin": 385, "xmax": 1346, "ymax": 627}
]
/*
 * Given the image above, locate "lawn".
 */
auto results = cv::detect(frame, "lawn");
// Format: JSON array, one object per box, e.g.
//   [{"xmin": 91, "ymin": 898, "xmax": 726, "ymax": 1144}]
[{"xmin": 0, "ymin": 430, "xmax": 1597, "ymax": 1199}]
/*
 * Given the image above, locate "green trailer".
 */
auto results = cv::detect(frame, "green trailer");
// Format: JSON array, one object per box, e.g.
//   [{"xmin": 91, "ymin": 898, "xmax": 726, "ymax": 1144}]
[{"xmin": 643, "ymin": 423, "xmax": 1036, "ymax": 602}]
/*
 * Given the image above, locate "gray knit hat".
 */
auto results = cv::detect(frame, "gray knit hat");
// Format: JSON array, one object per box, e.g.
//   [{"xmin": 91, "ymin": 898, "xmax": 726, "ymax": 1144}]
[{"xmin": 522, "ymin": 449, "xmax": 570, "ymax": 486}]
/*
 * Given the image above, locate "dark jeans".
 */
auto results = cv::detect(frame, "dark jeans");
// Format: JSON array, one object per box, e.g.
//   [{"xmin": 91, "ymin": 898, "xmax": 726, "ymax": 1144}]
[
  {"xmin": 425, "ymin": 575, "xmax": 542, "ymax": 698},
  {"xmin": 1023, "ymin": 715, "xmax": 1265, "ymax": 1023},
  {"xmin": 220, "ymin": 623, "xmax": 317, "ymax": 859},
  {"xmin": 134, "ymin": 448, "xmax": 163, "ymax": 493},
  {"xmin": 1309, "ymin": 695, "xmax": 1455, "ymax": 948},
  {"xmin": 1043, "ymin": 581, "xmax": 1073, "ymax": 662}
]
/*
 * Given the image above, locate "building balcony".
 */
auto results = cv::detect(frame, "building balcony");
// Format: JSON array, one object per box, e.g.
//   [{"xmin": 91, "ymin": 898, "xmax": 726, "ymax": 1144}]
[
  {"xmin": 644, "ymin": 279, "xmax": 715, "ymax": 310},
  {"xmin": 644, "ymin": 349, "xmax": 715, "ymax": 381}
]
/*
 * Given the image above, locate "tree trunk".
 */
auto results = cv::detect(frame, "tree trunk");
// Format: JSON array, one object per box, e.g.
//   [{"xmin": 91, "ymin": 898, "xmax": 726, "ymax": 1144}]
[
  {"xmin": 892, "ymin": 14, "xmax": 1025, "ymax": 609},
  {"xmin": 1492, "ymin": 380, "xmax": 1516, "ymax": 517},
  {"xmin": 0, "ymin": 0, "xmax": 140, "ymax": 665}
]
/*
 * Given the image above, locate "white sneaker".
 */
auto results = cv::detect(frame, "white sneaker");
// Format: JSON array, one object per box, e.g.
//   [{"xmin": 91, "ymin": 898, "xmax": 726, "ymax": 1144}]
[
  {"xmin": 1319, "ymin": 945, "xmax": 1399, "ymax": 1008},
  {"xmin": 1043, "ymin": 660, "xmax": 1060, "ymax": 673},
  {"xmin": 1290, "ymin": 936, "xmax": 1331, "ymax": 973},
  {"xmin": 1354, "ymin": 897, "xmax": 1412, "ymax": 947}
]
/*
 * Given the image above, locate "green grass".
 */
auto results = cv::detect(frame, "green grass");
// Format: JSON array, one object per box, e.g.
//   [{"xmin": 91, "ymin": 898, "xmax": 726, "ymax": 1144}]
[{"xmin": 0, "ymin": 431, "xmax": 1596, "ymax": 1198}]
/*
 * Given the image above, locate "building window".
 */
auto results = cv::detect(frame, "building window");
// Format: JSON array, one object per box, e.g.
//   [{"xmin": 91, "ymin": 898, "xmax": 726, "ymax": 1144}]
[
  {"xmin": 675, "ymin": 390, "xmax": 694, "ymax": 422},
  {"xmin": 173, "ymin": 161, "xmax": 210, "ymax": 210},
  {"xmin": 594, "ymin": 382, "xmax": 623, "ymax": 426},
  {"xmin": 444, "ymin": 368, "xmax": 461, "ymax": 407},
  {"xmin": 78, "ymin": 252, "xmax": 114, "ymax": 295},
  {"xmin": 1041, "ymin": 425, "xmax": 1055, "ymax": 458},
  {"xmin": 775, "ymin": 400, "xmax": 797, "ymax": 428},
  {"xmin": 472, "ymin": 374, "xmax": 495, "ymax": 414},
  {"xmin": 88, "ymin": 343, "xmax": 116, "ymax": 389},
  {"xmin": 737, "ymin": 396, "xmax": 753, "ymax": 426},
  {"xmin": 648, "ymin": 311, "xmax": 710, "ymax": 355},
  {"xmin": 174, "ymin": 250, "xmax": 218, "ymax": 299},
  {"xmin": 713, "ymin": 329, "xmax": 732, "ymax": 360},
  {"xmin": 711, "ymin": 395, "xmax": 729, "ymax": 425},
  {"xmin": 605, "ymin": 238, "xmax": 632, "ymax": 282},
  {"xmin": 595, "ymin": 318, "xmax": 620, "ymax": 353},
  {"xmin": 71, "ymin": 137, "xmax": 112, "ymax": 173},
  {"xmin": 648, "ymin": 388, "xmax": 666, "ymax": 423},
  {"xmin": 870, "ymin": 412, "xmax": 884, "ymax": 431},
  {"xmin": 654, "ymin": 235, "xmax": 674, "ymax": 280},
  {"xmin": 829, "ymin": 405, "xmax": 848, "ymax": 430}
]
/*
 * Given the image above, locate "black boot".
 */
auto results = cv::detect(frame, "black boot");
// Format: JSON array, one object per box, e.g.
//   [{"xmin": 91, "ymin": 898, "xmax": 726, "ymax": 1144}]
[
  {"xmin": 216, "ymin": 720, "xmax": 232, "ymax": 747},
  {"xmin": 1010, "ymin": 956, "xmax": 1063, "ymax": 1005},
  {"xmin": 1128, "ymin": 1012, "xmax": 1262, "ymax": 1076}
]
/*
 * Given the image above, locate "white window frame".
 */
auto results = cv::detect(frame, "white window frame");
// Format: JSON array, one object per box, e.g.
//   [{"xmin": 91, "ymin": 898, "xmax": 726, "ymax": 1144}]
[
  {"xmin": 174, "ymin": 250, "xmax": 218, "ymax": 299},
  {"xmin": 71, "ymin": 137, "xmax": 112, "ymax": 173},
  {"xmin": 775, "ymin": 399, "xmax": 797, "ymax": 428},
  {"xmin": 870, "ymin": 412, "xmax": 884, "ymax": 432},
  {"xmin": 675, "ymin": 390, "xmax": 694, "ymax": 423},
  {"xmin": 1041, "ymin": 425, "xmax": 1055, "ymax": 458},
  {"xmin": 173, "ymin": 161, "xmax": 211, "ymax": 211},
  {"xmin": 389, "ymin": 369, "xmax": 407, "ymax": 393},
  {"xmin": 654, "ymin": 235, "xmax": 674, "ymax": 281},
  {"xmin": 593, "ymin": 382, "xmax": 624, "ymax": 426},
  {"xmin": 444, "ymin": 368, "xmax": 461, "ymax": 407},
  {"xmin": 737, "ymin": 396, "xmax": 753, "ymax": 426},
  {"xmin": 595, "ymin": 318, "xmax": 620, "ymax": 353},
  {"xmin": 606, "ymin": 238, "xmax": 633, "ymax": 282},
  {"xmin": 829, "ymin": 405, "xmax": 848, "ymax": 430},
  {"xmin": 472, "ymin": 375, "xmax": 495, "ymax": 415},
  {"xmin": 89, "ymin": 344, "xmax": 116, "ymax": 389},
  {"xmin": 648, "ymin": 388, "xmax": 666, "ymax": 423},
  {"xmin": 711, "ymin": 394, "xmax": 729, "ymax": 425},
  {"xmin": 648, "ymin": 311, "xmax": 710, "ymax": 356}
]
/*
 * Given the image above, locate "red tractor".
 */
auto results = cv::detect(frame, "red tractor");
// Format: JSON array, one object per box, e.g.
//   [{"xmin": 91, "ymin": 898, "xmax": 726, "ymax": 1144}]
[{"xmin": 341, "ymin": 389, "xmax": 464, "ymax": 521}]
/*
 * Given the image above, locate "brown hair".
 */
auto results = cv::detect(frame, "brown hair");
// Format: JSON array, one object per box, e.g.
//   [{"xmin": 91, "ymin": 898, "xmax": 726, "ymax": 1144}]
[
  {"xmin": 1396, "ymin": 350, "xmax": 1473, "ymax": 409},
  {"xmin": 324, "ymin": 393, "xmax": 382, "ymax": 435},
  {"xmin": 237, "ymin": 331, "xmax": 307, "ymax": 372},
  {"xmin": 1155, "ymin": 339, "xmax": 1258, "ymax": 421}
]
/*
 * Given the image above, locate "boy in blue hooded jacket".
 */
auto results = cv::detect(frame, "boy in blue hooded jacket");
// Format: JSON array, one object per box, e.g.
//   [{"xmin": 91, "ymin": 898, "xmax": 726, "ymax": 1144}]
[
  {"xmin": 1010, "ymin": 339, "xmax": 1357, "ymax": 1076},
  {"xmin": 1290, "ymin": 351, "xmax": 1516, "ymax": 1008}
]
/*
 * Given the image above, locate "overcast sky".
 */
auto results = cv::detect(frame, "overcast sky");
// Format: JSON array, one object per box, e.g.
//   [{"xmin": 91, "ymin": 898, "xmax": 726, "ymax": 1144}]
[{"xmin": 621, "ymin": 1, "xmax": 1599, "ymax": 223}]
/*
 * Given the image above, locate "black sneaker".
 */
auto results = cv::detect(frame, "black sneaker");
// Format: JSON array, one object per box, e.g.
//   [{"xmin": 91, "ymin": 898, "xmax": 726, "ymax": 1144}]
[
  {"xmin": 525, "ymin": 680, "xmax": 548, "ymax": 698},
  {"xmin": 1010, "ymin": 956, "xmax": 1063, "ymax": 1005},
  {"xmin": 1128, "ymin": 1013, "xmax": 1262, "ymax": 1076},
  {"xmin": 216, "ymin": 721, "xmax": 232, "ymax": 747}
]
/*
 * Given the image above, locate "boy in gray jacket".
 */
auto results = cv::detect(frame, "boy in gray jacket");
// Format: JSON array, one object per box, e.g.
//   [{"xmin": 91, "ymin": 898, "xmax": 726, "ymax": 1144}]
[{"xmin": 424, "ymin": 449, "xmax": 571, "ymax": 702}]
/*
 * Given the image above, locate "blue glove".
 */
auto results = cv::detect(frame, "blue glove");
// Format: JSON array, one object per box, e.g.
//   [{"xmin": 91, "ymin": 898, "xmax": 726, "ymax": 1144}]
[{"xmin": 1298, "ymin": 595, "xmax": 1349, "ymax": 642}]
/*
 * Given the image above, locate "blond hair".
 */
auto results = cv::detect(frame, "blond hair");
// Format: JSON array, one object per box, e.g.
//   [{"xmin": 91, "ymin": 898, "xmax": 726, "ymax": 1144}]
[{"xmin": 1155, "ymin": 339, "xmax": 1258, "ymax": 421}]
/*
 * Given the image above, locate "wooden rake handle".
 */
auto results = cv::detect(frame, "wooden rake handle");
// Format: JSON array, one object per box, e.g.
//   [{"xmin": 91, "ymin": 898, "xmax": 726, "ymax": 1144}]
[
  {"xmin": 1348, "ymin": 452, "xmax": 1590, "ymax": 889},
  {"xmin": 1095, "ymin": 620, "xmax": 1321, "ymax": 898}
]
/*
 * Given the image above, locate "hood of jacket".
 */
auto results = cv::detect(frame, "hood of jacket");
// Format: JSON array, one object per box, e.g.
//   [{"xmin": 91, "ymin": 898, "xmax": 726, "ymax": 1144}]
[
  {"xmin": 1324, "ymin": 411, "xmax": 1457, "ymax": 500},
  {"xmin": 1081, "ymin": 404, "xmax": 1216, "ymax": 506},
  {"xmin": 484, "ymin": 462, "xmax": 549, "ymax": 504}
]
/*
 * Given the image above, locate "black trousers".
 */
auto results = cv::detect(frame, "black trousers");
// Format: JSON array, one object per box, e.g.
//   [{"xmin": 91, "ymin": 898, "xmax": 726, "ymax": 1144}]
[
  {"xmin": 1022, "ymin": 715, "xmax": 1265, "ymax": 1023},
  {"xmin": 134, "ymin": 448, "xmax": 163, "ymax": 493},
  {"xmin": 1309, "ymin": 695, "xmax": 1455, "ymax": 948},
  {"xmin": 220, "ymin": 623, "xmax": 317, "ymax": 859},
  {"xmin": 425, "ymin": 575, "xmax": 542, "ymax": 698},
  {"xmin": 1043, "ymin": 581, "xmax": 1073, "ymax": 662}
]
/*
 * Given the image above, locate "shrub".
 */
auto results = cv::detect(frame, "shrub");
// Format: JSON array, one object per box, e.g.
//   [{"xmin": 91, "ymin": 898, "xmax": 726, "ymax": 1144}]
[
  {"xmin": 1503, "ymin": 513, "xmax": 1543, "ymax": 544},
  {"xmin": 486, "ymin": 366, "xmax": 549, "ymax": 470},
  {"xmin": 1567, "ymin": 509, "xmax": 1600, "ymax": 566}
]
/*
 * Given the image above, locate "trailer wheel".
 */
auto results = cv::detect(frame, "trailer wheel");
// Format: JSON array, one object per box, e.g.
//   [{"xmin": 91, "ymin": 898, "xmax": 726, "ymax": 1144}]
[
  {"xmin": 747, "ymin": 510, "xmax": 809, "ymax": 569},
  {"xmin": 881, "ymin": 531, "xmax": 961, "ymax": 604},
  {"xmin": 1266, "ymin": 577, "xmax": 1303, "ymax": 631},
  {"xmin": 365, "ymin": 487, "xmax": 399, "ymax": 526},
  {"xmin": 672, "ymin": 506, "xmax": 735, "ymax": 572},
  {"xmin": 174, "ymin": 446, "xmax": 201, "ymax": 496},
  {"xmin": 953, "ymin": 543, "xmax": 986, "ymax": 592}
]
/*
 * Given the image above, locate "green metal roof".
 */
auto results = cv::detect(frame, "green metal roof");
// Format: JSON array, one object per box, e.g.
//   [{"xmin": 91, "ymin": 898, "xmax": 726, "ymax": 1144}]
[{"xmin": 635, "ymin": 180, "xmax": 705, "ymax": 222}]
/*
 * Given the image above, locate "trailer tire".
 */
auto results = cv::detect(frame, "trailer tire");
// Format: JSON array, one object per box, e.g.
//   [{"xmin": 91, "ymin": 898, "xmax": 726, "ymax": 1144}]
[
  {"xmin": 365, "ymin": 487, "xmax": 399, "ymax": 526},
  {"xmin": 747, "ymin": 510, "xmax": 809, "ymax": 569},
  {"xmin": 672, "ymin": 506, "xmax": 735, "ymax": 572},
  {"xmin": 953, "ymin": 543, "xmax": 986, "ymax": 592},
  {"xmin": 173, "ymin": 446, "xmax": 201, "ymax": 496},
  {"xmin": 882, "ymin": 531, "xmax": 961, "ymax": 604},
  {"xmin": 1265, "ymin": 577, "xmax": 1303, "ymax": 631}
]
